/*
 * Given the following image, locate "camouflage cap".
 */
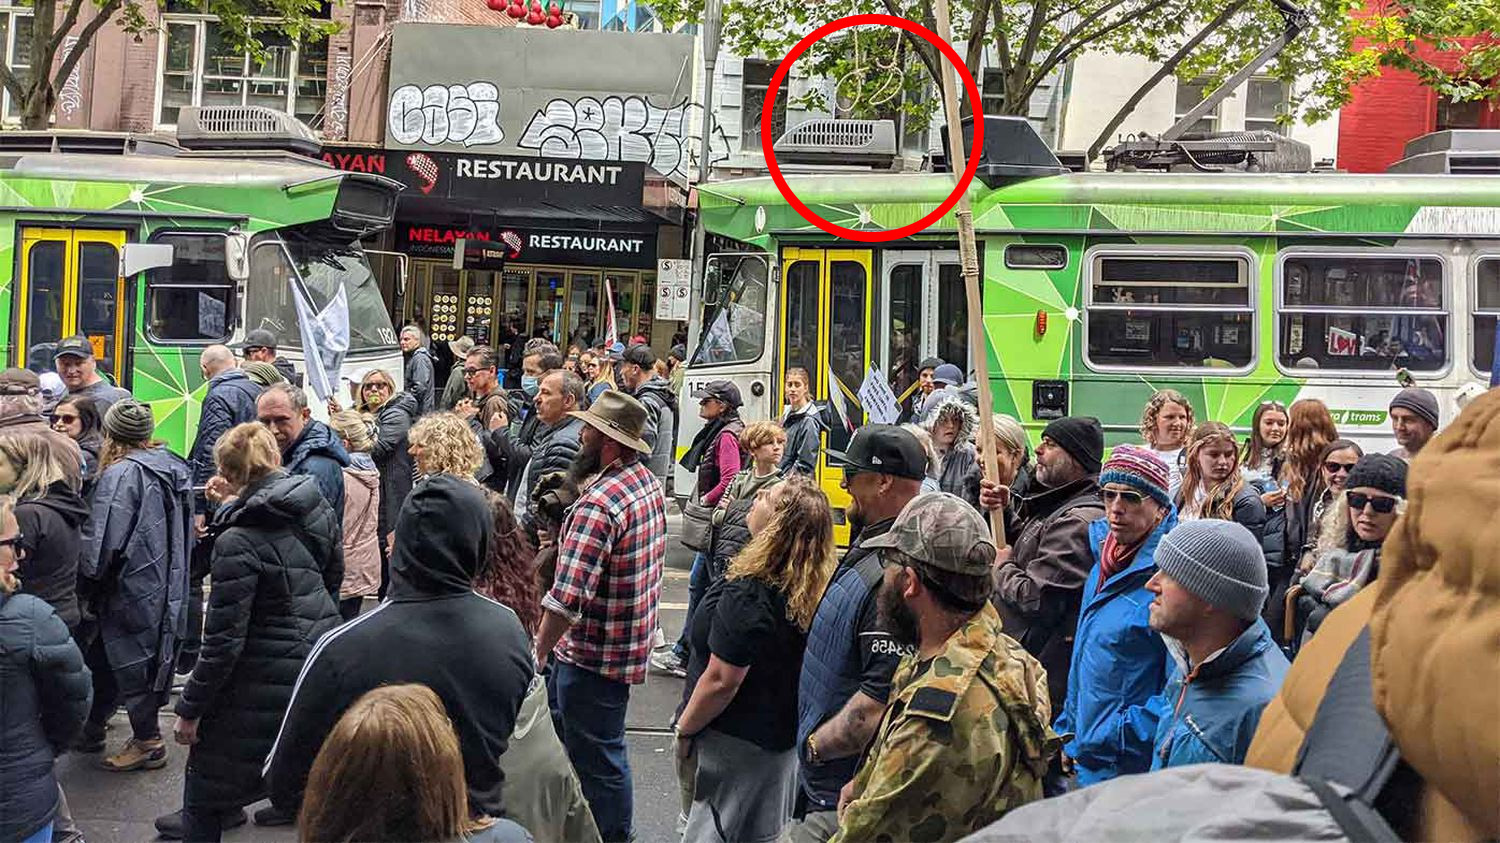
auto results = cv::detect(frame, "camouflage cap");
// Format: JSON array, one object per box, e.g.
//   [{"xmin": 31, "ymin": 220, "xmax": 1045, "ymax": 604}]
[{"xmin": 862, "ymin": 492, "xmax": 996, "ymax": 580}]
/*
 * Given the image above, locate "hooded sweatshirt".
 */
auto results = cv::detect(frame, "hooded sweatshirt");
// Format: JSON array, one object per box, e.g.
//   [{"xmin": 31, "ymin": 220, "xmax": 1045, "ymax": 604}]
[
  {"xmin": 15, "ymin": 481, "xmax": 91, "ymax": 630},
  {"xmin": 631, "ymin": 374, "xmax": 680, "ymax": 482},
  {"xmin": 779, "ymin": 401, "xmax": 826, "ymax": 477},
  {"xmin": 264, "ymin": 474, "xmax": 535, "ymax": 817},
  {"xmin": 923, "ymin": 395, "xmax": 982, "ymax": 511}
]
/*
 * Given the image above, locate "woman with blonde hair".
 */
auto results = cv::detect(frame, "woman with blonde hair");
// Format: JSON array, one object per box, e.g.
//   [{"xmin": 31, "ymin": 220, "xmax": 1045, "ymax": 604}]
[
  {"xmin": 0, "ymin": 428, "xmax": 86, "ymax": 631},
  {"xmin": 336, "ymin": 369, "xmax": 417, "ymax": 598},
  {"xmin": 705, "ymin": 420, "xmax": 787, "ymax": 582},
  {"xmin": 1173, "ymin": 422, "xmax": 1267, "ymax": 541},
  {"xmin": 329, "ymin": 411, "xmax": 382, "ymax": 620},
  {"xmin": 1139, "ymin": 389, "xmax": 1194, "ymax": 489},
  {"xmin": 298, "ymin": 684, "xmax": 530, "ymax": 843},
  {"xmin": 675, "ymin": 476, "xmax": 837, "ymax": 843},
  {"xmin": 154, "ymin": 422, "xmax": 342, "ymax": 840},
  {"xmin": 408, "ymin": 412, "xmax": 485, "ymax": 480}
]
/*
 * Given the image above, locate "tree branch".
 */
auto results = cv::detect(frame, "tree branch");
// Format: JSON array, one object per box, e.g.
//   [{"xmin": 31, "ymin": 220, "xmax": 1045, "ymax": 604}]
[
  {"xmin": 883, "ymin": 0, "xmax": 942, "ymax": 83},
  {"xmin": 965, "ymin": 0, "xmax": 994, "ymax": 80},
  {"xmin": 46, "ymin": 0, "xmax": 88, "ymax": 60},
  {"xmin": 1026, "ymin": 0, "xmax": 1173, "ymax": 96},
  {"xmin": 0, "ymin": 59, "xmax": 25, "ymax": 103},
  {"xmin": 52, "ymin": 0, "xmax": 123, "ymax": 96},
  {"xmin": 1086, "ymin": 0, "xmax": 1251, "ymax": 161}
]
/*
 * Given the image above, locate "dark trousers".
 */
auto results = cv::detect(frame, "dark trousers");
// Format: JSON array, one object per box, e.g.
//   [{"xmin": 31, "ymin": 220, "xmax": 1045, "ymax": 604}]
[
  {"xmin": 548, "ymin": 661, "xmax": 633, "ymax": 843},
  {"xmin": 338, "ymin": 596, "xmax": 363, "ymax": 621},
  {"xmin": 84, "ymin": 637, "xmax": 163, "ymax": 741},
  {"xmin": 673, "ymin": 552, "xmax": 710, "ymax": 658},
  {"xmin": 181, "ymin": 806, "xmax": 234, "ymax": 843},
  {"xmin": 178, "ymin": 572, "xmax": 207, "ymax": 673},
  {"xmin": 376, "ymin": 534, "xmax": 391, "ymax": 601}
]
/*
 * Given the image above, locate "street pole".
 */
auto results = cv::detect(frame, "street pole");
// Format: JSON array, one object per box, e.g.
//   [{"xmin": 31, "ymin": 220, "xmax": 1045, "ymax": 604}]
[
  {"xmin": 932, "ymin": 0, "xmax": 1005, "ymax": 546},
  {"xmin": 689, "ymin": 0, "xmax": 722, "ymax": 322}
]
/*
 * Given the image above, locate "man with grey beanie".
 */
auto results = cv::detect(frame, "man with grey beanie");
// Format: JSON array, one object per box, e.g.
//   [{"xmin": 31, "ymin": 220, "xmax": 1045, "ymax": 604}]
[
  {"xmin": 1388, "ymin": 387, "xmax": 1439, "ymax": 461},
  {"xmin": 1144, "ymin": 519, "xmax": 1290, "ymax": 770}
]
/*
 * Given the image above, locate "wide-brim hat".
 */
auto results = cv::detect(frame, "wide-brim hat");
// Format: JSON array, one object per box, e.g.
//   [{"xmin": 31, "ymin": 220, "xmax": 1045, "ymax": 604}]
[
  {"xmin": 448, "ymin": 336, "xmax": 475, "ymax": 358},
  {"xmin": 568, "ymin": 389, "xmax": 651, "ymax": 454}
]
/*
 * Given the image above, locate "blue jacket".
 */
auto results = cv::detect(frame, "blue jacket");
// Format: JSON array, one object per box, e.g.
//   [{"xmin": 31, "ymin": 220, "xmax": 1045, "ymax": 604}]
[
  {"xmin": 283, "ymin": 420, "xmax": 351, "ymax": 529},
  {"xmin": 188, "ymin": 369, "xmax": 262, "ymax": 508},
  {"xmin": 1149, "ymin": 619, "xmax": 1289, "ymax": 770},
  {"xmin": 1055, "ymin": 512, "xmax": 1177, "ymax": 786}
]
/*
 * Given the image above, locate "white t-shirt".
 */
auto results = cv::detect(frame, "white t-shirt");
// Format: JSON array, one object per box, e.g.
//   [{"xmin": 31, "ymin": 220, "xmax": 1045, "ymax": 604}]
[{"xmin": 1147, "ymin": 446, "xmax": 1184, "ymax": 493}]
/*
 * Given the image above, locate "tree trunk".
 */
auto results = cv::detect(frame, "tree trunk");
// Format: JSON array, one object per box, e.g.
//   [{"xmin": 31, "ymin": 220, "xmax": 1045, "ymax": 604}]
[{"xmin": 19, "ymin": 0, "xmax": 57, "ymax": 129}]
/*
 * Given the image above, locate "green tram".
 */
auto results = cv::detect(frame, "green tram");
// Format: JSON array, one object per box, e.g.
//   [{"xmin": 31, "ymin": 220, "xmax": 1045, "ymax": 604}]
[
  {"xmin": 0, "ymin": 130, "xmax": 403, "ymax": 453},
  {"xmin": 677, "ymin": 153, "xmax": 1500, "ymax": 533}
]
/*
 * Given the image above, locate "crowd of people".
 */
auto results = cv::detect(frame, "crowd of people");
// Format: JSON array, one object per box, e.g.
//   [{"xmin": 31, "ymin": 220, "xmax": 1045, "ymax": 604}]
[{"xmin": 2, "ymin": 321, "xmax": 1494, "ymax": 843}]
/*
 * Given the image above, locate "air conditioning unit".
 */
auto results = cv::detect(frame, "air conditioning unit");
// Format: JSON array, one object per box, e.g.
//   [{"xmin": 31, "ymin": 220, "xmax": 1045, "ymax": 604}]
[
  {"xmin": 175, "ymin": 105, "xmax": 321, "ymax": 156},
  {"xmin": 1387, "ymin": 130, "xmax": 1500, "ymax": 175},
  {"xmin": 773, "ymin": 119, "xmax": 897, "ymax": 167}
]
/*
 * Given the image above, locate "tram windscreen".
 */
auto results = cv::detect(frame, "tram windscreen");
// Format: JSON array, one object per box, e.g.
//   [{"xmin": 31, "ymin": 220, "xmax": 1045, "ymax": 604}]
[
  {"xmin": 691, "ymin": 253, "xmax": 769, "ymax": 366},
  {"xmin": 246, "ymin": 230, "xmax": 399, "ymax": 352}
]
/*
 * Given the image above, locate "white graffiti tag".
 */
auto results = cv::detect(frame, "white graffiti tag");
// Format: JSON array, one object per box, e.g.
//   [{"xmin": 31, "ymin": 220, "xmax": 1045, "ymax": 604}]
[
  {"xmin": 388, "ymin": 82, "xmax": 504, "ymax": 147},
  {"xmin": 517, "ymin": 95, "xmax": 728, "ymax": 180},
  {"xmin": 325, "ymin": 52, "xmax": 352, "ymax": 140}
]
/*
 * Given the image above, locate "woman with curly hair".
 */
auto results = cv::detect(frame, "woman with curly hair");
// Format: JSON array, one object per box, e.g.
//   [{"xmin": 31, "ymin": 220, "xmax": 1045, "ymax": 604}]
[
  {"xmin": 474, "ymin": 495, "xmax": 540, "ymax": 636},
  {"xmin": 1139, "ymin": 389, "xmax": 1194, "ymax": 489},
  {"xmin": 407, "ymin": 412, "xmax": 484, "ymax": 481},
  {"xmin": 1173, "ymin": 422, "xmax": 1267, "ymax": 542},
  {"xmin": 674, "ymin": 476, "xmax": 837, "ymax": 843}
]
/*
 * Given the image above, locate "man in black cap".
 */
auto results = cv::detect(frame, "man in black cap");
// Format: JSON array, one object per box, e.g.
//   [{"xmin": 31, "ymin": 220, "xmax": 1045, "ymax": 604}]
[
  {"xmin": 238, "ymin": 328, "xmax": 303, "ymax": 388},
  {"xmin": 983, "ymin": 415, "xmax": 1105, "ymax": 709},
  {"xmin": 54, "ymin": 335, "xmax": 131, "ymax": 412},
  {"xmin": 785, "ymin": 425, "xmax": 927, "ymax": 843}
]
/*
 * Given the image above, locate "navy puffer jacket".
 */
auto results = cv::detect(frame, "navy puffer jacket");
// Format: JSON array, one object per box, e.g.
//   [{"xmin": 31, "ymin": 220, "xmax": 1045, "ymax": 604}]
[{"xmin": 188, "ymin": 369, "xmax": 262, "ymax": 509}]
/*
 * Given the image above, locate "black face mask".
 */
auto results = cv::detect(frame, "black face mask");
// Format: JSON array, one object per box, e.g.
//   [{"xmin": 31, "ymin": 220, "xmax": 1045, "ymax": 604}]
[{"xmin": 877, "ymin": 575, "xmax": 920, "ymax": 650}]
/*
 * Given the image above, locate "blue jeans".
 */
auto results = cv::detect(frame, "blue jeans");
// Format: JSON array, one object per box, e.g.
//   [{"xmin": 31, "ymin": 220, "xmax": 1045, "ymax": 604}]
[
  {"xmin": 21, "ymin": 821, "xmax": 51, "ymax": 843},
  {"xmin": 548, "ymin": 661, "xmax": 633, "ymax": 843},
  {"xmin": 673, "ymin": 552, "xmax": 710, "ymax": 659}
]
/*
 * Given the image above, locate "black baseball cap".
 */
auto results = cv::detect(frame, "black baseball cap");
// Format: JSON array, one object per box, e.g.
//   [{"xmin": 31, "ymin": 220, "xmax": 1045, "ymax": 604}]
[
  {"xmin": 693, "ymin": 380, "xmax": 742, "ymax": 408},
  {"xmin": 827, "ymin": 425, "xmax": 927, "ymax": 481},
  {"xmin": 54, "ymin": 335, "xmax": 94, "ymax": 360},
  {"xmin": 237, "ymin": 328, "xmax": 278, "ymax": 352},
  {"xmin": 621, "ymin": 344, "xmax": 656, "ymax": 369}
]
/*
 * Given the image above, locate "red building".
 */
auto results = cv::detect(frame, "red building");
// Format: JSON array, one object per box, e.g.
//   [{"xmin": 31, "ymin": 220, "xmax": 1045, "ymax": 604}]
[{"xmin": 1337, "ymin": 35, "xmax": 1499, "ymax": 173}]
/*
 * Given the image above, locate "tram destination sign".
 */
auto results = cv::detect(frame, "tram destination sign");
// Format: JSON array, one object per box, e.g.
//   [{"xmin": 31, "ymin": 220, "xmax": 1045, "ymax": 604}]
[{"xmin": 320, "ymin": 146, "xmax": 645, "ymax": 207}]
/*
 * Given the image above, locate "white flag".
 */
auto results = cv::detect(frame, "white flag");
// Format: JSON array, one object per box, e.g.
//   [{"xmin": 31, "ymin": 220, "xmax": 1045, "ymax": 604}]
[
  {"xmin": 603, "ymin": 276, "xmax": 619, "ymax": 347},
  {"xmin": 826, "ymin": 364, "xmax": 857, "ymax": 433},
  {"xmin": 291, "ymin": 283, "xmax": 350, "ymax": 403}
]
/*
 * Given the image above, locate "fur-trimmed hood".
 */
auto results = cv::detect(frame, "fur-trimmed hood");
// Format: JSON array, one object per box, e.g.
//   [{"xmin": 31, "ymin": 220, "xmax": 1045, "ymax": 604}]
[{"xmin": 921, "ymin": 393, "xmax": 978, "ymax": 448}]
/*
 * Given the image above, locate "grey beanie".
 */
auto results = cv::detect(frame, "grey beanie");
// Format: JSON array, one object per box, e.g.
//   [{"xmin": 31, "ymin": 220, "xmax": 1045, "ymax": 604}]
[
  {"xmin": 1389, "ymin": 387, "xmax": 1439, "ymax": 430},
  {"xmin": 1155, "ymin": 519, "xmax": 1268, "ymax": 621},
  {"xmin": 104, "ymin": 399, "xmax": 155, "ymax": 443}
]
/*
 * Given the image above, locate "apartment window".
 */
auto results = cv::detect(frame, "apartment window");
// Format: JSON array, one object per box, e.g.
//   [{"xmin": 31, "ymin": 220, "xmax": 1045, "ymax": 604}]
[
  {"xmin": 1278, "ymin": 252, "xmax": 1447, "ymax": 372},
  {"xmin": 1174, "ymin": 78, "xmax": 1220, "ymax": 135},
  {"xmin": 0, "ymin": 10, "xmax": 33, "ymax": 121},
  {"xmin": 1437, "ymin": 96, "xmax": 1485, "ymax": 130},
  {"xmin": 1086, "ymin": 252, "xmax": 1253, "ymax": 369},
  {"xmin": 157, "ymin": 18, "xmax": 328, "ymax": 128},
  {"xmin": 742, "ymin": 59, "xmax": 788, "ymax": 148},
  {"xmin": 1245, "ymin": 78, "xmax": 1287, "ymax": 134},
  {"xmin": 981, "ymin": 69, "xmax": 1006, "ymax": 116}
]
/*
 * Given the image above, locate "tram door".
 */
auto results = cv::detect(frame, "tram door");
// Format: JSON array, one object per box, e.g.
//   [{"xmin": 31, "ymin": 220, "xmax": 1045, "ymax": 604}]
[
  {"xmin": 14, "ymin": 228, "xmax": 129, "ymax": 384},
  {"xmin": 881, "ymin": 250, "xmax": 966, "ymax": 415},
  {"xmin": 778, "ymin": 247, "xmax": 873, "ymax": 542}
]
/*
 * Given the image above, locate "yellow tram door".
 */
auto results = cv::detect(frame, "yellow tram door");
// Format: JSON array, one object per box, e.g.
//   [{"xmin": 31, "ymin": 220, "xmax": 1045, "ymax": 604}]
[
  {"xmin": 778, "ymin": 247, "xmax": 874, "ymax": 545},
  {"xmin": 15, "ymin": 228, "xmax": 129, "ymax": 384}
]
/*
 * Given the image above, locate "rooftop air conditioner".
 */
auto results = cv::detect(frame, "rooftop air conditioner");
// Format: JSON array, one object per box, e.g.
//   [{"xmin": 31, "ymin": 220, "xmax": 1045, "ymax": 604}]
[
  {"xmin": 773, "ymin": 119, "xmax": 897, "ymax": 167},
  {"xmin": 175, "ymin": 106, "xmax": 321, "ymax": 156},
  {"xmin": 1387, "ymin": 130, "xmax": 1500, "ymax": 175}
]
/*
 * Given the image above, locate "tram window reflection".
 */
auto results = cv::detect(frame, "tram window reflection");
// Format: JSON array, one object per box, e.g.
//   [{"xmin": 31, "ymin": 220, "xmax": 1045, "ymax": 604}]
[
  {"xmin": 1471, "ymin": 258, "xmax": 1500, "ymax": 373},
  {"xmin": 1278, "ymin": 253, "xmax": 1447, "ymax": 373},
  {"xmin": 690, "ymin": 253, "xmax": 770, "ymax": 367},
  {"xmin": 146, "ymin": 233, "xmax": 233, "ymax": 343},
  {"xmin": 1085, "ymin": 253, "xmax": 1252, "ymax": 370}
]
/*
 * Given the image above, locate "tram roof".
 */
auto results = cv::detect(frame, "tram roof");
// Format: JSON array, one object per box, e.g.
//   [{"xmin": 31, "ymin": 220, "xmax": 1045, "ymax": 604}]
[
  {"xmin": 0, "ymin": 150, "xmax": 349, "ymax": 190},
  {"xmin": 698, "ymin": 170, "xmax": 1500, "ymax": 210}
]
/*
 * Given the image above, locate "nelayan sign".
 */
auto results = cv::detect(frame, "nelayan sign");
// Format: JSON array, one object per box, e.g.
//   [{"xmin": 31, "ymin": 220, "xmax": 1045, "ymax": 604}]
[{"xmin": 397, "ymin": 224, "xmax": 657, "ymax": 269}]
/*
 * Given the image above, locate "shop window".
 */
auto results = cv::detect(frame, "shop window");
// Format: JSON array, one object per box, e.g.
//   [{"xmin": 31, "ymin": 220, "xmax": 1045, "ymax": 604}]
[
  {"xmin": 1471, "ymin": 258, "xmax": 1500, "ymax": 373},
  {"xmin": 1278, "ymin": 252, "xmax": 1447, "ymax": 372},
  {"xmin": 691, "ymin": 253, "xmax": 769, "ymax": 367},
  {"xmin": 1086, "ymin": 253, "xmax": 1253, "ymax": 369},
  {"xmin": 147, "ymin": 234, "xmax": 234, "ymax": 342},
  {"xmin": 0, "ymin": 11, "xmax": 33, "ymax": 121},
  {"xmin": 1245, "ymin": 78, "xmax": 1287, "ymax": 135},
  {"xmin": 157, "ymin": 18, "xmax": 328, "ymax": 129},
  {"xmin": 742, "ymin": 59, "xmax": 788, "ymax": 148},
  {"xmin": 1174, "ymin": 78, "xmax": 1220, "ymax": 135}
]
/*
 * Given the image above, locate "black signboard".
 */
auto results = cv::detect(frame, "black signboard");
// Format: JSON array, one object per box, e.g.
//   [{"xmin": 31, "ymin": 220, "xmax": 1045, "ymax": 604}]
[
  {"xmin": 320, "ymin": 146, "xmax": 646, "ymax": 207},
  {"xmin": 398, "ymin": 224, "xmax": 656, "ymax": 270},
  {"xmin": 453, "ymin": 238, "xmax": 510, "ymax": 271}
]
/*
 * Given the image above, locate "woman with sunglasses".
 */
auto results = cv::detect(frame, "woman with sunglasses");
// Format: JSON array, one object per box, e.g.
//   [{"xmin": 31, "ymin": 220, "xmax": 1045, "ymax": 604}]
[
  {"xmin": 1287, "ymin": 454, "xmax": 1406, "ymax": 652},
  {"xmin": 336, "ymin": 370, "xmax": 418, "ymax": 597},
  {"xmin": 583, "ymin": 349, "xmax": 616, "ymax": 407},
  {"xmin": 50, "ymin": 395, "xmax": 102, "ymax": 486},
  {"xmin": 1266, "ymin": 438, "xmax": 1362, "ymax": 639}
]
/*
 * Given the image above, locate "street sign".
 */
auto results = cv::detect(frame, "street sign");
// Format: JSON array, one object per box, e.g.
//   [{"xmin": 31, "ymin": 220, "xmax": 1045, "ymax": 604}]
[{"xmin": 657, "ymin": 258, "xmax": 692, "ymax": 321}]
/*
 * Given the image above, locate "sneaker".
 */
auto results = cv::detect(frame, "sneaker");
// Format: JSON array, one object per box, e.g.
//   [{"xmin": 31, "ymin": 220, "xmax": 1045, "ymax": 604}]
[
  {"xmin": 651, "ymin": 627, "xmax": 667, "ymax": 650},
  {"xmin": 253, "ymin": 804, "xmax": 297, "ymax": 827},
  {"xmin": 153, "ymin": 808, "xmax": 247, "ymax": 840},
  {"xmin": 99, "ymin": 737, "xmax": 167, "ymax": 772},
  {"xmin": 650, "ymin": 649, "xmax": 687, "ymax": 678}
]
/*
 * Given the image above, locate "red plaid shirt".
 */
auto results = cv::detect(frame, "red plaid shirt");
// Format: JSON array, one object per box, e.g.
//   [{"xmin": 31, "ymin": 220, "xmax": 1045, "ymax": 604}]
[{"xmin": 543, "ymin": 458, "xmax": 666, "ymax": 684}]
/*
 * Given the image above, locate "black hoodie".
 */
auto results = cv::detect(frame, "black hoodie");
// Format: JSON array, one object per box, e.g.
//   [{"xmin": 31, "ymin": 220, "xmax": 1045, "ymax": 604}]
[
  {"xmin": 15, "ymin": 481, "xmax": 90, "ymax": 630},
  {"xmin": 264, "ymin": 474, "xmax": 535, "ymax": 817}
]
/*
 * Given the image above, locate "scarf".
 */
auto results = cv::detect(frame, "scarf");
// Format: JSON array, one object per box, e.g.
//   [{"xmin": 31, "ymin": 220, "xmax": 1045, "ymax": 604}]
[
  {"xmin": 1098, "ymin": 530, "xmax": 1148, "ymax": 583},
  {"xmin": 679, "ymin": 411, "xmax": 741, "ymax": 473}
]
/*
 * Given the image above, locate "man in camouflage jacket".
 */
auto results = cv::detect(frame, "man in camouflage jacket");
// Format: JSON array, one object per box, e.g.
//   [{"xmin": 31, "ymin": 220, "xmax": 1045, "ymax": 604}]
[{"xmin": 831, "ymin": 492, "xmax": 1060, "ymax": 843}]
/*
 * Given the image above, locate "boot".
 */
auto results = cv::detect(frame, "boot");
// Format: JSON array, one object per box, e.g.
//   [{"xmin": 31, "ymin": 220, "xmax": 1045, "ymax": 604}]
[
  {"xmin": 252, "ymin": 804, "xmax": 297, "ymax": 827},
  {"xmin": 99, "ymin": 737, "xmax": 167, "ymax": 771},
  {"xmin": 153, "ymin": 809, "xmax": 247, "ymax": 840}
]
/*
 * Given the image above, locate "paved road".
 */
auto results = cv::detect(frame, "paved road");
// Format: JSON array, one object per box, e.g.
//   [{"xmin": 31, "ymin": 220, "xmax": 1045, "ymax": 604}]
[{"xmin": 59, "ymin": 527, "xmax": 697, "ymax": 843}]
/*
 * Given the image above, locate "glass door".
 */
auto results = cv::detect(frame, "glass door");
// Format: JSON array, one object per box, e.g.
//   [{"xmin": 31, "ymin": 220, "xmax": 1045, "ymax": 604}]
[
  {"xmin": 564, "ymin": 271, "xmax": 601, "ymax": 350},
  {"xmin": 882, "ymin": 251, "xmax": 928, "ymax": 417},
  {"xmin": 533, "ymin": 270, "xmax": 564, "ymax": 345},
  {"xmin": 16, "ymin": 228, "xmax": 129, "ymax": 385},
  {"xmin": 462, "ymin": 270, "xmax": 497, "ymax": 347}
]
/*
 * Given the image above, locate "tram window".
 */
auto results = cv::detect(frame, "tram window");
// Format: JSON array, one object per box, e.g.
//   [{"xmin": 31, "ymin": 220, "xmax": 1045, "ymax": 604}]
[
  {"xmin": 1471, "ymin": 258, "xmax": 1500, "ymax": 372},
  {"xmin": 1278, "ymin": 253, "xmax": 1446, "ymax": 373},
  {"xmin": 827, "ymin": 260, "xmax": 867, "ymax": 455},
  {"xmin": 1086, "ymin": 254, "xmax": 1252, "ymax": 369},
  {"xmin": 147, "ymin": 234, "xmax": 233, "ymax": 342},
  {"xmin": 26, "ymin": 241, "xmax": 66, "ymax": 352},
  {"xmin": 782, "ymin": 261, "xmax": 821, "ymax": 393},
  {"xmin": 1005, "ymin": 244, "xmax": 1067, "ymax": 270},
  {"xmin": 886, "ymin": 264, "xmax": 923, "ymax": 409},
  {"xmin": 937, "ymin": 263, "xmax": 973, "ymax": 370},
  {"xmin": 690, "ymin": 253, "xmax": 769, "ymax": 367}
]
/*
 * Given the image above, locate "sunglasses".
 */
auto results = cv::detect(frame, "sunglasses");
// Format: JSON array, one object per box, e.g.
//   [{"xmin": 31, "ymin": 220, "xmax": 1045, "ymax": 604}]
[
  {"xmin": 1348, "ymin": 492, "xmax": 1399, "ymax": 514},
  {"xmin": 1323, "ymin": 461, "xmax": 1357, "ymax": 474},
  {"xmin": 0, "ymin": 532, "xmax": 24, "ymax": 550},
  {"xmin": 463, "ymin": 367, "xmax": 490, "ymax": 377},
  {"xmin": 363, "ymin": 381, "xmax": 391, "ymax": 390},
  {"xmin": 1102, "ymin": 488, "xmax": 1145, "ymax": 506},
  {"xmin": 52, "ymin": 413, "xmax": 78, "ymax": 424}
]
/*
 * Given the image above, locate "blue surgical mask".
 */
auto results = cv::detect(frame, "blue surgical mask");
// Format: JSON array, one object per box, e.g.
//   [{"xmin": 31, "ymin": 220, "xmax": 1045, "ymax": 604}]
[{"xmin": 521, "ymin": 374, "xmax": 540, "ymax": 396}]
